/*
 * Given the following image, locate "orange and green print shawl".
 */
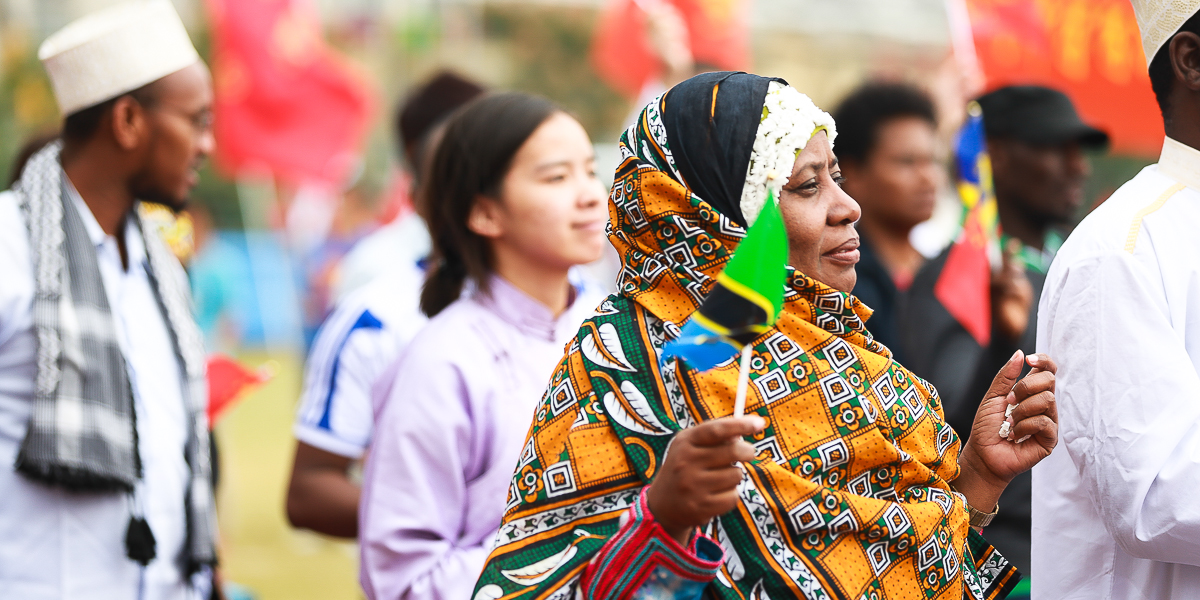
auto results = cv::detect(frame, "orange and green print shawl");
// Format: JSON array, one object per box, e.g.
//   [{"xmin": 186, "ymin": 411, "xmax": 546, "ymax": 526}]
[{"xmin": 474, "ymin": 75, "xmax": 1018, "ymax": 600}]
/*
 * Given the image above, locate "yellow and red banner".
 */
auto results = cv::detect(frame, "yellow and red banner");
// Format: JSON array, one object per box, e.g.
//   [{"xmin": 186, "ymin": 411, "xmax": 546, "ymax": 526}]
[{"xmin": 964, "ymin": 0, "xmax": 1162, "ymax": 156}]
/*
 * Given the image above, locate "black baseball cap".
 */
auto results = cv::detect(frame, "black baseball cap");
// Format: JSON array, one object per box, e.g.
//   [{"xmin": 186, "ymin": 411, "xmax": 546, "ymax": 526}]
[{"xmin": 976, "ymin": 85, "xmax": 1109, "ymax": 149}]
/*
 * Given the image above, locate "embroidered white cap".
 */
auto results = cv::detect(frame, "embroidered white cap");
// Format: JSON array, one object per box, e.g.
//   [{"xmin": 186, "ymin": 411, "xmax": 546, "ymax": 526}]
[
  {"xmin": 38, "ymin": 0, "xmax": 200, "ymax": 116},
  {"xmin": 1130, "ymin": 0, "xmax": 1200, "ymax": 68}
]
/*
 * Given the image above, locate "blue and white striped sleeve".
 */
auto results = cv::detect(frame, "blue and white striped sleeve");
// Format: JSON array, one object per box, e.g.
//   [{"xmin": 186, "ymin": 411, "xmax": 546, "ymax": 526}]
[{"xmin": 293, "ymin": 302, "xmax": 389, "ymax": 459}]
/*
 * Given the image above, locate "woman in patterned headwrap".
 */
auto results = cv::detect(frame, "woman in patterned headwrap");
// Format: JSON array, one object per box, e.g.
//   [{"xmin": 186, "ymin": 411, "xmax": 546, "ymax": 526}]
[{"xmin": 472, "ymin": 72, "xmax": 1058, "ymax": 600}]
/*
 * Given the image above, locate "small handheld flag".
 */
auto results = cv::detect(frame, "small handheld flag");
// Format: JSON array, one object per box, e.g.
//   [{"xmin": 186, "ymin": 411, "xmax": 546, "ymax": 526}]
[
  {"xmin": 207, "ymin": 354, "xmax": 274, "ymax": 427},
  {"xmin": 934, "ymin": 102, "xmax": 1000, "ymax": 346},
  {"xmin": 661, "ymin": 178, "xmax": 790, "ymax": 375}
]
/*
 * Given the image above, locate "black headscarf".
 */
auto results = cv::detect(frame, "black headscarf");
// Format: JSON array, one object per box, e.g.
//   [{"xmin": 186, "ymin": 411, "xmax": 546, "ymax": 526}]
[{"xmin": 662, "ymin": 71, "xmax": 786, "ymax": 227}]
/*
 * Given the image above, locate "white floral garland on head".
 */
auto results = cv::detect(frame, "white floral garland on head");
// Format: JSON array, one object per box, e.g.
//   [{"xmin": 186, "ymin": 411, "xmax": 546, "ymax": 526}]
[{"xmin": 739, "ymin": 81, "xmax": 837, "ymax": 226}]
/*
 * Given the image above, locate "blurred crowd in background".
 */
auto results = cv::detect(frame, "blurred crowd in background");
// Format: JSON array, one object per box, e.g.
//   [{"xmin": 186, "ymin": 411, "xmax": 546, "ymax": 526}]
[{"xmin": 0, "ymin": 1, "xmax": 1157, "ymax": 361}]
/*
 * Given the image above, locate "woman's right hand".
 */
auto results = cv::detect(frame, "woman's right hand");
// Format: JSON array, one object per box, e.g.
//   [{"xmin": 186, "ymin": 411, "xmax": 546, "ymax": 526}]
[{"xmin": 646, "ymin": 416, "xmax": 766, "ymax": 545}]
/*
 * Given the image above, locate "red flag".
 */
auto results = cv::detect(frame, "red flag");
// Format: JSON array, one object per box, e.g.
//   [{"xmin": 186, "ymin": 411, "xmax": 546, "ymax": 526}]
[
  {"xmin": 206, "ymin": 355, "xmax": 271, "ymax": 427},
  {"xmin": 935, "ymin": 214, "xmax": 994, "ymax": 346},
  {"xmin": 935, "ymin": 107, "xmax": 998, "ymax": 347},
  {"xmin": 963, "ymin": 0, "xmax": 1162, "ymax": 156},
  {"xmin": 591, "ymin": 0, "xmax": 749, "ymax": 98},
  {"xmin": 206, "ymin": 0, "xmax": 375, "ymax": 184}
]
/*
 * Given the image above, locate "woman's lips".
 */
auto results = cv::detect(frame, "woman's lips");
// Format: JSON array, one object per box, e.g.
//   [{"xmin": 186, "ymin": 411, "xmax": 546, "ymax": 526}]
[
  {"xmin": 572, "ymin": 219, "xmax": 606, "ymax": 233},
  {"xmin": 823, "ymin": 237, "xmax": 860, "ymax": 265}
]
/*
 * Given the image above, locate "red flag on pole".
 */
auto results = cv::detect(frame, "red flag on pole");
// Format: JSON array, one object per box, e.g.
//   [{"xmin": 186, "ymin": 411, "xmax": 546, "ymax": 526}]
[
  {"xmin": 961, "ymin": 0, "xmax": 1162, "ymax": 156},
  {"xmin": 935, "ymin": 219, "xmax": 993, "ymax": 345},
  {"xmin": 935, "ymin": 105, "xmax": 999, "ymax": 346},
  {"xmin": 591, "ymin": 0, "xmax": 749, "ymax": 98},
  {"xmin": 206, "ymin": 0, "xmax": 375, "ymax": 184}
]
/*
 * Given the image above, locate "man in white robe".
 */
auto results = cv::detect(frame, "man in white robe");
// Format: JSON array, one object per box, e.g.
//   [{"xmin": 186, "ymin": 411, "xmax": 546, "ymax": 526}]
[
  {"xmin": 1032, "ymin": 1, "xmax": 1200, "ymax": 598},
  {"xmin": 0, "ymin": 2, "xmax": 217, "ymax": 598}
]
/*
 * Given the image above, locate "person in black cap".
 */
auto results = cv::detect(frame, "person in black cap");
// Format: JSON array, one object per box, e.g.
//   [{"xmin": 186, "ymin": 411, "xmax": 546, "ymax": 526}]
[
  {"xmin": 898, "ymin": 84, "xmax": 1107, "ymax": 578},
  {"xmin": 977, "ymin": 86, "xmax": 1108, "ymax": 263}
]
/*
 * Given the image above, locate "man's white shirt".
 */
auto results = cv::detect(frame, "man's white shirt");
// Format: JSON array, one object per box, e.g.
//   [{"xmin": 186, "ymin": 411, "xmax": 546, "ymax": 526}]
[
  {"xmin": 1033, "ymin": 137, "xmax": 1200, "ymax": 599},
  {"xmin": 331, "ymin": 213, "xmax": 430, "ymax": 305},
  {"xmin": 293, "ymin": 259, "xmax": 428, "ymax": 459},
  {"xmin": 0, "ymin": 187, "xmax": 195, "ymax": 599}
]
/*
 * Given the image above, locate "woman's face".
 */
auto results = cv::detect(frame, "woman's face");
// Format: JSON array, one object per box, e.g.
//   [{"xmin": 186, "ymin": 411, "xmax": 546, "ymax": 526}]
[
  {"xmin": 778, "ymin": 131, "xmax": 862, "ymax": 292},
  {"xmin": 472, "ymin": 112, "xmax": 608, "ymax": 273}
]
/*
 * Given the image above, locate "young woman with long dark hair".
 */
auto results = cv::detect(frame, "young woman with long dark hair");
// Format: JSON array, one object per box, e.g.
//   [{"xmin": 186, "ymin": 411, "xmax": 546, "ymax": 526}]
[{"xmin": 358, "ymin": 92, "xmax": 608, "ymax": 600}]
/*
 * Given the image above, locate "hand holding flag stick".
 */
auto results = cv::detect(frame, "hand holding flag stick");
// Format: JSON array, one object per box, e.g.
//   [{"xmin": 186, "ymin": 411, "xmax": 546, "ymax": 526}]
[
  {"xmin": 646, "ymin": 173, "xmax": 795, "ymax": 541},
  {"xmin": 662, "ymin": 171, "xmax": 790, "ymax": 419}
]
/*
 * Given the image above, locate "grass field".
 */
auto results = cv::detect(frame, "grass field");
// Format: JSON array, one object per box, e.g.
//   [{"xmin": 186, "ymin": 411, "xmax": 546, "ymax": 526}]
[{"xmin": 214, "ymin": 351, "xmax": 362, "ymax": 600}]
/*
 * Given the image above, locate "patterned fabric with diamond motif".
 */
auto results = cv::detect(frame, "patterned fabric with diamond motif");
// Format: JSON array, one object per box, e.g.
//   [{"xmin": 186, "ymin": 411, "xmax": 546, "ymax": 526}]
[{"xmin": 472, "ymin": 92, "xmax": 1018, "ymax": 600}]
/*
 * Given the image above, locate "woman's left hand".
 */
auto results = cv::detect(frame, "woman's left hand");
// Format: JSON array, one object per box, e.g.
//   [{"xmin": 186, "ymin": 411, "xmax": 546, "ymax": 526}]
[{"xmin": 958, "ymin": 350, "xmax": 1059, "ymax": 495}]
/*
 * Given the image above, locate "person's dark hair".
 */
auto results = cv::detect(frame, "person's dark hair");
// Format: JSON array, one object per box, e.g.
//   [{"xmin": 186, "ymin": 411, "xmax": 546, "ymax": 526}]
[
  {"xmin": 8, "ymin": 130, "xmax": 61, "ymax": 186},
  {"xmin": 61, "ymin": 83, "xmax": 158, "ymax": 143},
  {"xmin": 395, "ymin": 71, "xmax": 486, "ymax": 169},
  {"xmin": 419, "ymin": 92, "xmax": 558, "ymax": 317},
  {"xmin": 831, "ymin": 82, "xmax": 937, "ymax": 165},
  {"xmin": 1149, "ymin": 11, "xmax": 1200, "ymax": 120}
]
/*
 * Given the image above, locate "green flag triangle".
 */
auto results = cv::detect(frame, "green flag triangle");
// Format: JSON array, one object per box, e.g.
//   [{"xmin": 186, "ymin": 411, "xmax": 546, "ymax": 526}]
[{"xmin": 718, "ymin": 186, "xmax": 790, "ymax": 326}]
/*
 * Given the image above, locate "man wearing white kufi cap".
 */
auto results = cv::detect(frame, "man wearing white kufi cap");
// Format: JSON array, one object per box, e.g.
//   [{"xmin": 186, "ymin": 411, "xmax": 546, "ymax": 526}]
[
  {"xmin": 0, "ymin": 1, "xmax": 218, "ymax": 599},
  {"xmin": 1031, "ymin": 1, "xmax": 1200, "ymax": 599}
]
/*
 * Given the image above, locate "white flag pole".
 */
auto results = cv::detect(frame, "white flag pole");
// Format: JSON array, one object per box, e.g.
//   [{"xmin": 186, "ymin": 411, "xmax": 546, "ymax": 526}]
[
  {"xmin": 944, "ymin": 0, "xmax": 981, "ymax": 77},
  {"xmin": 733, "ymin": 344, "xmax": 752, "ymax": 418}
]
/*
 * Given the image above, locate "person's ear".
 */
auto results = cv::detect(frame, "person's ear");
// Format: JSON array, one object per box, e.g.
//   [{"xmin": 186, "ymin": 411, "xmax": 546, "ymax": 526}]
[
  {"xmin": 987, "ymin": 138, "xmax": 1011, "ymax": 173},
  {"xmin": 1060, "ymin": 142, "xmax": 1090, "ymax": 177},
  {"xmin": 1170, "ymin": 32, "xmax": 1200, "ymax": 92},
  {"xmin": 467, "ymin": 196, "xmax": 505, "ymax": 239},
  {"xmin": 109, "ymin": 95, "xmax": 150, "ymax": 151}
]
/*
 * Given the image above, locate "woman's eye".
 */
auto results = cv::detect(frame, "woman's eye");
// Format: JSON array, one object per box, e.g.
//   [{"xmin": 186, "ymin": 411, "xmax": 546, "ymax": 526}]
[{"xmin": 834, "ymin": 176, "xmax": 847, "ymax": 188}]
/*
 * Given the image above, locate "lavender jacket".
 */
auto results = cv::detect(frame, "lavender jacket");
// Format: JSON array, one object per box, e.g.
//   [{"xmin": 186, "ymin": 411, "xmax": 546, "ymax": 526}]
[{"xmin": 359, "ymin": 275, "xmax": 602, "ymax": 600}]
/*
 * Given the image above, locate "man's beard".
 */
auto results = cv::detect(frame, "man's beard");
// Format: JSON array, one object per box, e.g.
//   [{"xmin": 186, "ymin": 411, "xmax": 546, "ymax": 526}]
[{"xmin": 131, "ymin": 182, "xmax": 188, "ymax": 213}]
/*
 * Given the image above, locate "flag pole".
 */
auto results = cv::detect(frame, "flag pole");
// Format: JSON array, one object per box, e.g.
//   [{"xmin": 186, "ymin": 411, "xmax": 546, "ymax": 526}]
[
  {"xmin": 943, "ymin": 0, "xmax": 982, "ymax": 84},
  {"xmin": 732, "ymin": 170, "xmax": 778, "ymax": 418},
  {"xmin": 733, "ymin": 343, "xmax": 752, "ymax": 418}
]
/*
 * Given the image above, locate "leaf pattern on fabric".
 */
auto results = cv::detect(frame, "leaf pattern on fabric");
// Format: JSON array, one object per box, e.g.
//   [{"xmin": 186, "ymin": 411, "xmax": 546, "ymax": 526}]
[
  {"xmin": 473, "ymin": 584, "xmax": 503, "ymax": 600},
  {"xmin": 582, "ymin": 322, "xmax": 638, "ymax": 372},
  {"xmin": 500, "ymin": 542, "xmax": 580, "ymax": 585},
  {"xmin": 714, "ymin": 518, "xmax": 745, "ymax": 584},
  {"xmin": 602, "ymin": 380, "xmax": 674, "ymax": 436}
]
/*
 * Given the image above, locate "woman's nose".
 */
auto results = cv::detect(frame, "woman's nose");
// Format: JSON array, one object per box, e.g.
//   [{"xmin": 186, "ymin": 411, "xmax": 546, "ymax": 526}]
[
  {"xmin": 579, "ymin": 175, "xmax": 605, "ymax": 207},
  {"xmin": 830, "ymin": 183, "xmax": 861, "ymax": 225}
]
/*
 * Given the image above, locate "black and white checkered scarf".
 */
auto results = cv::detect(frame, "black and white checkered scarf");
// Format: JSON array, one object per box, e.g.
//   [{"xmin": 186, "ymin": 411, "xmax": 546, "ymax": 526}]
[{"xmin": 12, "ymin": 141, "xmax": 216, "ymax": 572}]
